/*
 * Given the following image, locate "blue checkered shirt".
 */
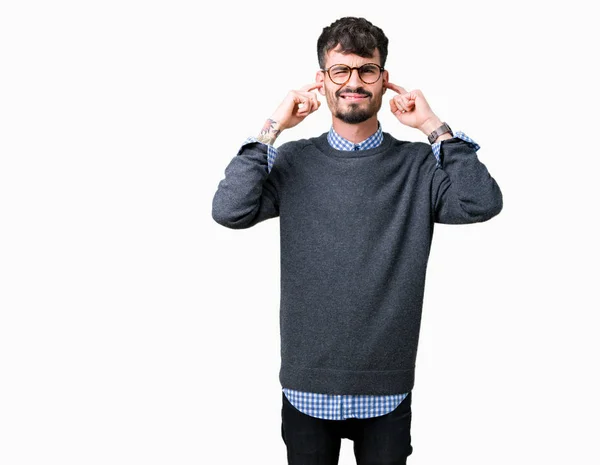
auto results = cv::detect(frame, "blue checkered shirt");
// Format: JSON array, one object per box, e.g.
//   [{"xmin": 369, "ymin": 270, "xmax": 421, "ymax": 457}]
[
  {"xmin": 243, "ymin": 120, "xmax": 479, "ymax": 174},
  {"xmin": 240, "ymin": 120, "xmax": 480, "ymax": 420}
]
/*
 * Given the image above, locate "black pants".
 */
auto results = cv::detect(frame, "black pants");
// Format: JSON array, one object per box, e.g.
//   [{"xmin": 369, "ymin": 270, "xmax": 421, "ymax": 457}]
[{"xmin": 281, "ymin": 391, "xmax": 413, "ymax": 465}]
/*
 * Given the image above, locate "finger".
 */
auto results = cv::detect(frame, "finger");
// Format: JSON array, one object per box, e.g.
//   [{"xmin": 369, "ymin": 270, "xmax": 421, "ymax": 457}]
[
  {"xmin": 404, "ymin": 91, "xmax": 417, "ymax": 105},
  {"xmin": 296, "ymin": 97, "xmax": 310, "ymax": 114},
  {"xmin": 394, "ymin": 96, "xmax": 409, "ymax": 112},
  {"xmin": 385, "ymin": 81, "xmax": 408, "ymax": 95},
  {"xmin": 299, "ymin": 90, "xmax": 320, "ymax": 100},
  {"xmin": 300, "ymin": 82, "xmax": 323, "ymax": 93},
  {"xmin": 298, "ymin": 97, "xmax": 317, "ymax": 116},
  {"xmin": 400, "ymin": 94, "xmax": 416, "ymax": 110},
  {"xmin": 390, "ymin": 98, "xmax": 399, "ymax": 113},
  {"xmin": 307, "ymin": 93, "xmax": 320, "ymax": 112},
  {"xmin": 308, "ymin": 96, "xmax": 318, "ymax": 113},
  {"xmin": 389, "ymin": 99, "xmax": 405, "ymax": 116},
  {"xmin": 391, "ymin": 99, "xmax": 408, "ymax": 115},
  {"xmin": 299, "ymin": 92, "xmax": 319, "ymax": 113}
]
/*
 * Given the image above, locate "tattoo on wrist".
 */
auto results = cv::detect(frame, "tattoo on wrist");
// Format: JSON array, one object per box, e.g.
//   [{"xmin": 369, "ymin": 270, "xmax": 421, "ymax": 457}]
[{"xmin": 256, "ymin": 118, "xmax": 281, "ymax": 145}]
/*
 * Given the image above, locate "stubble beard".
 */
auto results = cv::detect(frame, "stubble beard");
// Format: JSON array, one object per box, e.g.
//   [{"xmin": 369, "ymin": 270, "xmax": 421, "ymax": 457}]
[
  {"xmin": 335, "ymin": 104, "xmax": 373, "ymax": 124},
  {"xmin": 329, "ymin": 90, "xmax": 382, "ymax": 125}
]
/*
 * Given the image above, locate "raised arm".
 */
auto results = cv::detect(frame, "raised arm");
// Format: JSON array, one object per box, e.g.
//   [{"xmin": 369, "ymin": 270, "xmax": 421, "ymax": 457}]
[{"xmin": 211, "ymin": 82, "xmax": 322, "ymax": 229}]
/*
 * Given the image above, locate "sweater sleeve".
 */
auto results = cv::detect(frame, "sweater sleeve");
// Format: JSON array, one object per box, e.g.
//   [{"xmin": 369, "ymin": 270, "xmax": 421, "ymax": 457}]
[
  {"xmin": 211, "ymin": 138, "xmax": 281, "ymax": 229},
  {"xmin": 430, "ymin": 135, "xmax": 503, "ymax": 224}
]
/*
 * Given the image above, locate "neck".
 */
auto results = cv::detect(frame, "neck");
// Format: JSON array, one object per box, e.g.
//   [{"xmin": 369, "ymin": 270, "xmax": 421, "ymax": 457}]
[{"xmin": 331, "ymin": 115, "xmax": 379, "ymax": 143}]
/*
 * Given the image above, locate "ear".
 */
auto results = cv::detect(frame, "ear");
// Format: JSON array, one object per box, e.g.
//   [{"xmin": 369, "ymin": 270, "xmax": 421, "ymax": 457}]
[
  {"xmin": 382, "ymin": 70, "xmax": 389, "ymax": 94},
  {"xmin": 316, "ymin": 71, "xmax": 326, "ymax": 95}
]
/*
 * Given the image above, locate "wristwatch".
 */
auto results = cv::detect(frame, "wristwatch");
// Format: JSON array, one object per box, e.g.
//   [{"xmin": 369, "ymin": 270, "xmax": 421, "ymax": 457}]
[{"xmin": 427, "ymin": 122, "xmax": 453, "ymax": 144}]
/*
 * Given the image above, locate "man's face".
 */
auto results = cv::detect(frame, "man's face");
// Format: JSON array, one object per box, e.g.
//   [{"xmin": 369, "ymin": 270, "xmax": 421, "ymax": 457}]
[{"xmin": 316, "ymin": 45, "xmax": 389, "ymax": 124}]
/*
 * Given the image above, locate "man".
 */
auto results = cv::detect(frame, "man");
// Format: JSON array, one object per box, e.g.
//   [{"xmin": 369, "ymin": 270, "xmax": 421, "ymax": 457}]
[{"xmin": 212, "ymin": 16, "xmax": 502, "ymax": 465}]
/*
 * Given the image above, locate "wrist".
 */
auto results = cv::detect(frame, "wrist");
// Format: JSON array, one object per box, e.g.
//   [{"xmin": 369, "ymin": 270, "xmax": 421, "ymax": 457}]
[
  {"xmin": 419, "ymin": 115, "xmax": 443, "ymax": 135},
  {"xmin": 256, "ymin": 118, "xmax": 283, "ymax": 145}
]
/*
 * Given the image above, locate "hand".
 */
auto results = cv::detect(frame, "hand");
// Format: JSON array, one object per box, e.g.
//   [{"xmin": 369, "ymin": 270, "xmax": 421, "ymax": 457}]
[
  {"xmin": 270, "ymin": 82, "xmax": 323, "ymax": 131},
  {"xmin": 385, "ymin": 82, "xmax": 439, "ymax": 133}
]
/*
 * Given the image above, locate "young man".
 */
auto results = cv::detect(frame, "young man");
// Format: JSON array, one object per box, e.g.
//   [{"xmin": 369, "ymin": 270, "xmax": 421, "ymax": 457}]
[{"xmin": 212, "ymin": 16, "xmax": 503, "ymax": 465}]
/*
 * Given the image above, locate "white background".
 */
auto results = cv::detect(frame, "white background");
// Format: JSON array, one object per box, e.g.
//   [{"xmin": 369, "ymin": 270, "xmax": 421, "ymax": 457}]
[{"xmin": 1, "ymin": 1, "xmax": 599, "ymax": 464}]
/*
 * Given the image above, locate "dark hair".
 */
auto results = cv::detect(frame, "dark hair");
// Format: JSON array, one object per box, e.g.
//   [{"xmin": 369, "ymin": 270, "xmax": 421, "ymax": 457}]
[{"xmin": 317, "ymin": 17, "xmax": 389, "ymax": 70}]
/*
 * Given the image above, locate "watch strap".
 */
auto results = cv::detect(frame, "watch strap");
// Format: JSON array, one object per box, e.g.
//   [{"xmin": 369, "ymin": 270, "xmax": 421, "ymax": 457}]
[{"xmin": 428, "ymin": 122, "xmax": 453, "ymax": 144}]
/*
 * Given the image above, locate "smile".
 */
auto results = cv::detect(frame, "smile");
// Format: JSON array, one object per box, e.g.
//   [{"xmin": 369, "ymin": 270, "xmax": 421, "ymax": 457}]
[{"xmin": 340, "ymin": 94, "xmax": 369, "ymax": 101}]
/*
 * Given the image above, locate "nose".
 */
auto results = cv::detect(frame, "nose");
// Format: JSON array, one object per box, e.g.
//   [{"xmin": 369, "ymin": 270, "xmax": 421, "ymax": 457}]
[{"xmin": 344, "ymin": 67, "xmax": 363, "ymax": 88}]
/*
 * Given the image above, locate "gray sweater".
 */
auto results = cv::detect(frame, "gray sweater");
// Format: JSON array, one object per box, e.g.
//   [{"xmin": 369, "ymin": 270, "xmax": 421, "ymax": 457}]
[{"xmin": 212, "ymin": 130, "xmax": 503, "ymax": 395}]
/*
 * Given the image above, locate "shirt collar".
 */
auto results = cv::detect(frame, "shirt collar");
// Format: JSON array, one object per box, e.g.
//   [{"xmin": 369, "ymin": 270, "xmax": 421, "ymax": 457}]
[{"xmin": 327, "ymin": 120, "xmax": 384, "ymax": 151}]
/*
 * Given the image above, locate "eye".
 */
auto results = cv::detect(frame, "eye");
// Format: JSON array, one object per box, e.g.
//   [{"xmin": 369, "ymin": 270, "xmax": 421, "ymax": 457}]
[
  {"xmin": 331, "ymin": 66, "xmax": 349, "ymax": 75},
  {"xmin": 361, "ymin": 66, "xmax": 378, "ymax": 74}
]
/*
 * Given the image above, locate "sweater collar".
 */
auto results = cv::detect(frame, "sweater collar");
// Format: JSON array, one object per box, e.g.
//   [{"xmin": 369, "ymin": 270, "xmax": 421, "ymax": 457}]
[{"xmin": 327, "ymin": 121, "xmax": 384, "ymax": 151}]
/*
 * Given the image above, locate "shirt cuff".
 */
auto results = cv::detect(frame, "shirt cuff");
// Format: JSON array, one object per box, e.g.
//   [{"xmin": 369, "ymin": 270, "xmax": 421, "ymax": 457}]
[
  {"xmin": 431, "ymin": 131, "xmax": 480, "ymax": 167},
  {"xmin": 242, "ymin": 136, "xmax": 278, "ymax": 173}
]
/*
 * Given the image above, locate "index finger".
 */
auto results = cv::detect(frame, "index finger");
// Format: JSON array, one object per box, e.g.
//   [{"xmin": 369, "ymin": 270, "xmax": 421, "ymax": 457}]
[
  {"xmin": 300, "ymin": 82, "xmax": 323, "ymax": 92},
  {"xmin": 385, "ymin": 81, "xmax": 407, "ymax": 94}
]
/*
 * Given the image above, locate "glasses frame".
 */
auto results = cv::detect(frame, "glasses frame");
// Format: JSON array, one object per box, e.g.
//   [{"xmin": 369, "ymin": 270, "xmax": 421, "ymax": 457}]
[{"xmin": 320, "ymin": 63, "xmax": 385, "ymax": 85}]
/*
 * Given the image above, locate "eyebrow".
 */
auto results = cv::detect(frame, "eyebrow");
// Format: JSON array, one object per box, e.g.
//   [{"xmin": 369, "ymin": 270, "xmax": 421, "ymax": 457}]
[{"xmin": 327, "ymin": 62, "xmax": 381, "ymax": 68}]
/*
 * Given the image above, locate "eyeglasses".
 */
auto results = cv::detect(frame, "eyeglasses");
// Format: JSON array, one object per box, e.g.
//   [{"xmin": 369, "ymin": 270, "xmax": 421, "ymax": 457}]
[{"xmin": 320, "ymin": 63, "xmax": 384, "ymax": 85}]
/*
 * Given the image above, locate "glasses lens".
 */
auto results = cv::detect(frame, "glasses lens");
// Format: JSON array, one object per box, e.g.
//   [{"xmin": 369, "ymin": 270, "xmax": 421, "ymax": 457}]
[
  {"xmin": 328, "ymin": 64, "xmax": 381, "ymax": 84},
  {"xmin": 359, "ymin": 64, "xmax": 381, "ymax": 84},
  {"xmin": 329, "ymin": 65, "xmax": 351, "ymax": 84}
]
